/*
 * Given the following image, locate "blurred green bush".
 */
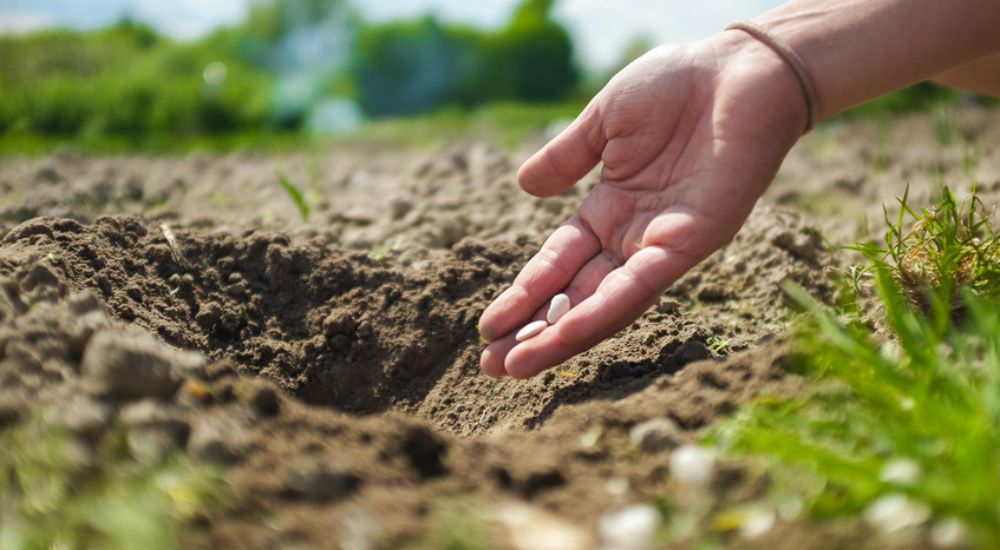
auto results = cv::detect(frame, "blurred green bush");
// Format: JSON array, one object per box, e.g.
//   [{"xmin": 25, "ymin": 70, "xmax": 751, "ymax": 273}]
[
  {"xmin": 0, "ymin": 0, "xmax": 989, "ymax": 152},
  {"xmin": 0, "ymin": 21, "xmax": 271, "ymax": 143},
  {"xmin": 349, "ymin": 0, "xmax": 578, "ymax": 116},
  {"xmin": 0, "ymin": 0, "xmax": 580, "ymax": 147}
]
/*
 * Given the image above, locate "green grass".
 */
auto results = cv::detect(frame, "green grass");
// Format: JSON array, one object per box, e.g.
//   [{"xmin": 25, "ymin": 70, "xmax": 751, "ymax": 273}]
[
  {"xmin": 0, "ymin": 100, "xmax": 586, "ymax": 157},
  {"xmin": 276, "ymin": 169, "xmax": 311, "ymax": 222},
  {"xmin": 337, "ymin": 100, "xmax": 586, "ymax": 151},
  {"xmin": 854, "ymin": 186, "xmax": 1000, "ymax": 317},
  {"xmin": 711, "ymin": 187, "xmax": 1000, "ymax": 544},
  {"xmin": 420, "ymin": 498, "xmax": 496, "ymax": 550},
  {"xmin": 0, "ymin": 417, "xmax": 226, "ymax": 549}
]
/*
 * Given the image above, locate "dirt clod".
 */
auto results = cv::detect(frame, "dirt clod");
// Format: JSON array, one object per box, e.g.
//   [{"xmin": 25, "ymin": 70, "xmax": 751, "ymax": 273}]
[
  {"xmin": 81, "ymin": 330, "xmax": 205, "ymax": 399},
  {"xmin": 629, "ymin": 417, "xmax": 683, "ymax": 453},
  {"xmin": 397, "ymin": 425, "xmax": 448, "ymax": 480},
  {"xmin": 283, "ymin": 461, "xmax": 361, "ymax": 503},
  {"xmin": 187, "ymin": 413, "xmax": 251, "ymax": 464}
]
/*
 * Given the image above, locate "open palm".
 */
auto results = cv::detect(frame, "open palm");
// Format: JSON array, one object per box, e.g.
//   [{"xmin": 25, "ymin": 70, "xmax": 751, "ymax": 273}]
[{"xmin": 479, "ymin": 34, "xmax": 808, "ymax": 378}]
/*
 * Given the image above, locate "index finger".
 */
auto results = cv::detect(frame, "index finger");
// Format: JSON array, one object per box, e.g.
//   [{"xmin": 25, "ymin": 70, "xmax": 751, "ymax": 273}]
[{"xmin": 478, "ymin": 216, "xmax": 600, "ymax": 341}]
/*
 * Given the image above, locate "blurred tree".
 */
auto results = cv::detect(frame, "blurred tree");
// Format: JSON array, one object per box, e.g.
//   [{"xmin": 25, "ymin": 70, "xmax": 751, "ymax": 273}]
[
  {"xmin": 492, "ymin": 0, "xmax": 577, "ymax": 100},
  {"xmin": 232, "ymin": 0, "xmax": 358, "ymax": 127},
  {"xmin": 351, "ymin": 17, "xmax": 479, "ymax": 117},
  {"xmin": 349, "ymin": 0, "xmax": 579, "ymax": 117},
  {"xmin": 0, "ymin": 25, "xmax": 270, "ymax": 140}
]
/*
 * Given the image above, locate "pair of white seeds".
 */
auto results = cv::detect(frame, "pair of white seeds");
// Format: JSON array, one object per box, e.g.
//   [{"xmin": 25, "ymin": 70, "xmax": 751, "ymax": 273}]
[{"xmin": 514, "ymin": 293, "xmax": 571, "ymax": 342}]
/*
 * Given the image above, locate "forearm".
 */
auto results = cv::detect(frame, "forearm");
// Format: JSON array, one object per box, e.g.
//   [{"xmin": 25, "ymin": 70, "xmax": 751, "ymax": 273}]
[
  {"xmin": 932, "ymin": 53, "xmax": 1000, "ymax": 97},
  {"xmin": 750, "ymin": 0, "xmax": 1000, "ymax": 119}
]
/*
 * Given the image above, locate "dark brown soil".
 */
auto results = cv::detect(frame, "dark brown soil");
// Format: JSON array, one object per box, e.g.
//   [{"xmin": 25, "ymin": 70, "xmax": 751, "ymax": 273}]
[{"xmin": 1, "ymin": 107, "xmax": 996, "ymax": 548}]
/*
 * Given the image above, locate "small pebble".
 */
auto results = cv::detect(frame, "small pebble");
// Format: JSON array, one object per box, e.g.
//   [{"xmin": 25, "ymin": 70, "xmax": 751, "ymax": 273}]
[
  {"xmin": 598, "ymin": 504, "xmax": 661, "ymax": 550},
  {"xmin": 284, "ymin": 461, "xmax": 359, "ymax": 502},
  {"xmin": 931, "ymin": 517, "xmax": 968, "ymax": 548},
  {"xmin": 629, "ymin": 417, "xmax": 681, "ymax": 453},
  {"xmin": 81, "ymin": 329, "xmax": 205, "ymax": 400},
  {"xmin": 880, "ymin": 458, "xmax": 920, "ymax": 485},
  {"xmin": 670, "ymin": 444, "xmax": 716, "ymax": 488},
  {"xmin": 863, "ymin": 493, "xmax": 930, "ymax": 533},
  {"xmin": 740, "ymin": 507, "xmax": 776, "ymax": 540},
  {"xmin": 605, "ymin": 477, "xmax": 629, "ymax": 497},
  {"xmin": 777, "ymin": 497, "xmax": 804, "ymax": 521},
  {"xmin": 496, "ymin": 502, "xmax": 591, "ymax": 550},
  {"xmin": 547, "ymin": 293, "xmax": 571, "ymax": 324},
  {"xmin": 187, "ymin": 414, "xmax": 250, "ymax": 464},
  {"xmin": 516, "ymin": 320, "xmax": 548, "ymax": 342}
]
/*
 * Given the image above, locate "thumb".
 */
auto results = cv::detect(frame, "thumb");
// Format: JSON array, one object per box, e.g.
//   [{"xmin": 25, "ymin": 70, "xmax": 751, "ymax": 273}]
[{"xmin": 518, "ymin": 102, "xmax": 604, "ymax": 197}]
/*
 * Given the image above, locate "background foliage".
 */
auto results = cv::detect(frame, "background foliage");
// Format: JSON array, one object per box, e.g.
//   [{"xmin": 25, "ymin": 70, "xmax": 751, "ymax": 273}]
[{"xmin": 0, "ymin": 0, "xmax": 989, "ymax": 152}]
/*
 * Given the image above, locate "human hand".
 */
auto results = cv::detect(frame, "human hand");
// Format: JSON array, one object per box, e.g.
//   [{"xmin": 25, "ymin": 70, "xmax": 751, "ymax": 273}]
[{"xmin": 478, "ymin": 31, "xmax": 809, "ymax": 378}]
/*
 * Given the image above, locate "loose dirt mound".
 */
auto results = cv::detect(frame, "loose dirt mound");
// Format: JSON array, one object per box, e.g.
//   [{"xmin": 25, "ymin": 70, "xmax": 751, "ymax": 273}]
[
  {"xmin": 0, "ymin": 200, "xmax": 828, "ymax": 437},
  {"xmin": 2, "ymin": 109, "xmax": 993, "ymax": 547}
]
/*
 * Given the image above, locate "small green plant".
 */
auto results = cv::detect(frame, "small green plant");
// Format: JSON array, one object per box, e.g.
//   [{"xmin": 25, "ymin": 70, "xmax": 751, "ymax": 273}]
[
  {"xmin": 210, "ymin": 191, "xmax": 234, "ymax": 207},
  {"xmin": 276, "ymin": 170, "xmax": 311, "ymax": 222},
  {"xmin": 368, "ymin": 236, "xmax": 408, "ymax": 262},
  {"xmin": 0, "ymin": 418, "xmax": 226, "ymax": 549},
  {"xmin": 713, "ymin": 185, "xmax": 1000, "ymax": 544},
  {"xmin": 961, "ymin": 141, "xmax": 981, "ymax": 179},
  {"xmin": 854, "ymin": 186, "xmax": 1000, "ymax": 318},
  {"xmin": 421, "ymin": 498, "xmax": 495, "ymax": 550},
  {"xmin": 933, "ymin": 105, "xmax": 958, "ymax": 147},
  {"xmin": 706, "ymin": 336, "xmax": 730, "ymax": 355}
]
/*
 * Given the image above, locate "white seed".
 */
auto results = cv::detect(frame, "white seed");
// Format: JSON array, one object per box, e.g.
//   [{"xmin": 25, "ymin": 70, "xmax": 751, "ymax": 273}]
[
  {"xmin": 515, "ymin": 320, "xmax": 548, "ymax": 342},
  {"xmin": 547, "ymin": 293, "xmax": 571, "ymax": 324},
  {"xmin": 599, "ymin": 504, "xmax": 661, "ymax": 550}
]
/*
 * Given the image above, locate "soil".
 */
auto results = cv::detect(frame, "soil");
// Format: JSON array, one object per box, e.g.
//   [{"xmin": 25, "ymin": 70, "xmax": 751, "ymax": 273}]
[{"xmin": 0, "ymin": 107, "xmax": 997, "ymax": 549}]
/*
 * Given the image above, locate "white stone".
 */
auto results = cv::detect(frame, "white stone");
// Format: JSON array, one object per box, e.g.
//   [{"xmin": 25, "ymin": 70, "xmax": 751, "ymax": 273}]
[
  {"xmin": 496, "ymin": 502, "xmax": 591, "ymax": 550},
  {"xmin": 740, "ymin": 507, "xmax": 776, "ymax": 540},
  {"xmin": 670, "ymin": 445, "xmax": 716, "ymax": 488},
  {"xmin": 777, "ymin": 497, "xmax": 804, "ymax": 521},
  {"xmin": 598, "ymin": 504, "xmax": 661, "ymax": 550},
  {"xmin": 863, "ymin": 493, "xmax": 930, "ymax": 533},
  {"xmin": 515, "ymin": 320, "xmax": 548, "ymax": 342},
  {"xmin": 930, "ymin": 517, "xmax": 968, "ymax": 548},
  {"xmin": 880, "ymin": 458, "xmax": 921, "ymax": 486},
  {"xmin": 547, "ymin": 293, "xmax": 571, "ymax": 324},
  {"xmin": 628, "ymin": 417, "xmax": 681, "ymax": 453},
  {"xmin": 605, "ymin": 477, "xmax": 629, "ymax": 497},
  {"xmin": 580, "ymin": 426, "xmax": 602, "ymax": 449}
]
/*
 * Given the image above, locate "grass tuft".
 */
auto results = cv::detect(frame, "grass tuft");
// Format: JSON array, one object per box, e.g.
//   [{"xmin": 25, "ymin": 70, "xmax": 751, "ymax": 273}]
[
  {"xmin": 0, "ymin": 417, "xmax": 226, "ymax": 549},
  {"xmin": 852, "ymin": 186, "xmax": 1000, "ymax": 319},
  {"xmin": 421, "ymin": 498, "xmax": 495, "ymax": 550},
  {"xmin": 712, "ymin": 185, "xmax": 1000, "ymax": 544}
]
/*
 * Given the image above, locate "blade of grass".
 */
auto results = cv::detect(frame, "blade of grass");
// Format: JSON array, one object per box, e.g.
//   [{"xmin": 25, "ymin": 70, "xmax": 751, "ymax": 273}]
[{"xmin": 276, "ymin": 169, "xmax": 311, "ymax": 222}]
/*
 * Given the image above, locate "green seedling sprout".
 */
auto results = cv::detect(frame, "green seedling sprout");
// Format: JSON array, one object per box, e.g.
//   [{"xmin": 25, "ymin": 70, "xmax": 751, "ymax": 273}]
[{"xmin": 276, "ymin": 169, "xmax": 311, "ymax": 222}]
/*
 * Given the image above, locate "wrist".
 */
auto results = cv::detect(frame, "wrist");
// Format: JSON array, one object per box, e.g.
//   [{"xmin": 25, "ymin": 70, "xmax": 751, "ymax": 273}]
[
  {"xmin": 705, "ymin": 29, "xmax": 811, "ymax": 140},
  {"xmin": 751, "ymin": 0, "xmax": 1000, "ymax": 118}
]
